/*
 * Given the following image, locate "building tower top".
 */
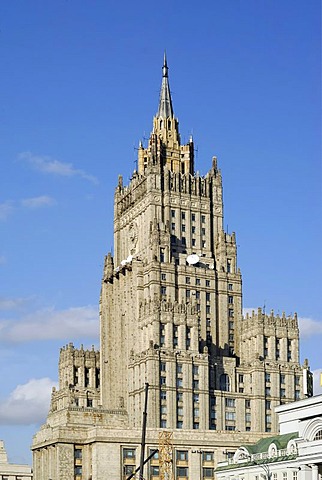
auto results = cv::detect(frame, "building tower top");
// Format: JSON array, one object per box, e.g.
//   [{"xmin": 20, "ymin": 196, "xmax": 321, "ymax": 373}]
[{"xmin": 157, "ymin": 52, "xmax": 174, "ymax": 119}]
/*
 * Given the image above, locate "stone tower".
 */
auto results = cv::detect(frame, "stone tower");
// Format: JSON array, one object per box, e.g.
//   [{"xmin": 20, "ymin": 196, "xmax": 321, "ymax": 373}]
[{"xmin": 32, "ymin": 56, "xmax": 310, "ymax": 480}]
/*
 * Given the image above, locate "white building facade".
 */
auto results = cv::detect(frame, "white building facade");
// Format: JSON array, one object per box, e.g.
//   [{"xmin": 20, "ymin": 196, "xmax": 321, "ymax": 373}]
[{"xmin": 216, "ymin": 394, "xmax": 322, "ymax": 480}]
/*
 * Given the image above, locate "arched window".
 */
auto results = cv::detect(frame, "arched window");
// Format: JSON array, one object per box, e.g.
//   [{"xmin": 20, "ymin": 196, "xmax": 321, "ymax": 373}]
[
  {"xmin": 314, "ymin": 430, "xmax": 322, "ymax": 440},
  {"xmin": 220, "ymin": 374, "xmax": 230, "ymax": 392}
]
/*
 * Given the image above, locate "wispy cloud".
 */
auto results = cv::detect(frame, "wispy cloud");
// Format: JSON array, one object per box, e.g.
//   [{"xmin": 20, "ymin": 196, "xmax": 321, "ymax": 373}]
[
  {"xmin": 21, "ymin": 195, "xmax": 56, "ymax": 209},
  {"xmin": 0, "ymin": 201, "xmax": 14, "ymax": 220},
  {"xmin": 19, "ymin": 151, "xmax": 98, "ymax": 185},
  {"xmin": 0, "ymin": 377, "xmax": 57, "ymax": 425},
  {"xmin": 0, "ymin": 297, "xmax": 31, "ymax": 311},
  {"xmin": 0, "ymin": 305, "xmax": 99, "ymax": 342}
]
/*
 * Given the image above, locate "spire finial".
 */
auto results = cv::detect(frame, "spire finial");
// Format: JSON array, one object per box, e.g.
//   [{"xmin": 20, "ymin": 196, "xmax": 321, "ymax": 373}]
[{"xmin": 157, "ymin": 52, "xmax": 173, "ymax": 118}]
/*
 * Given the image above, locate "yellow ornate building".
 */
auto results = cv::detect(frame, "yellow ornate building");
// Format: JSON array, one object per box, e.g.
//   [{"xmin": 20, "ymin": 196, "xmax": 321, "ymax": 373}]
[{"xmin": 32, "ymin": 56, "xmax": 310, "ymax": 480}]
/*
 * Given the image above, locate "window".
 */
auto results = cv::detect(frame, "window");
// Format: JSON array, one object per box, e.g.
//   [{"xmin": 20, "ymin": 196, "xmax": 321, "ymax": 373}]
[
  {"xmin": 161, "ymin": 273, "xmax": 166, "ymax": 281},
  {"xmin": 87, "ymin": 398, "xmax": 93, "ymax": 407},
  {"xmin": 196, "ymin": 278, "xmax": 201, "ymax": 285},
  {"xmin": 176, "ymin": 450, "xmax": 188, "ymax": 461},
  {"xmin": 171, "ymin": 222, "xmax": 175, "ymax": 231},
  {"xmin": 160, "ymin": 248, "xmax": 165, "ymax": 263},
  {"xmin": 265, "ymin": 400, "xmax": 271, "ymax": 410},
  {"xmin": 281, "ymin": 388, "xmax": 286, "ymax": 398},
  {"xmin": 161, "ymin": 286, "xmax": 166, "ymax": 296},
  {"xmin": 75, "ymin": 466, "xmax": 82, "ymax": 475},
  {"xmin": 314, "ymin": 429, "xmax": 322, "ymax": 440},
  {"xmin": 225, "ymin": 411, "xmax": 236, "ymax": 420},
  {"xmin": 160, "ymin": 377, "xmax": 166, "ymax": 385},
  {"xmin": 85, "ymin": 367, "xmax": 90, "ymax": 387},
  {"xmin": 123, "ymin": 448, "xmax": 136, "ymax": 460},
  {"xmin": 265, "ymin": 387, "xmax": 271, "ymax": 397},
  {"xmin": 193, "ymin": 422, "xmax": 199, "ymax": 429},
  {"xmin": 228, "ymin": 295, "xmax": 233, "ymax": 304},
  {"xmin": 177, "ymin": 378, "xmax": 183, "ymax": 388},
  {"xmin": 206, "ymin": 292, "xmax": 210, "ymax": 302},
  {"xmin": 171, "ymin": 210, "xmax": 175, "ymax": 217},
  {"xmin": 228, "ymin": 308, "xmax": 234, "ymax": 317},
  {"xmin": 227, "ymin": 259, "xmax": 231, "ymax": 273},
  {"xmin": 161, "ymin": 419, "xmax": 167, "ymax": 428},
  {"xmin": 195, "ymin": 290, "xmax": 200, "ymax": 299},
  {"xmin": 186, "ymin": 276, "xmax": 190, "ymax": 284},
  {"xmin": 182, "ymin": 224, "xmax": 186, "ymax": 232},
  {"xmin": 181, "ymin": 237, "xmax": 186, "ymax": 246},
  {"xmin": 295, "ymin": 375, "xmax": 300, "ymax": 386},
  {"xmin": 193, "ymin": 393, "xmax": 199, "ymax": 403},
  {"xmin": 194, "ymin": 408, "xmax": 200, "ymax": 418},
  {"xmin": 203, "ymin": 451, "xmax": 214, "ymax": 462},
  {"xmin": 229, "ymin": 320, "xmax": 234, "ymax": 330},
  {"xmin": 225, "ymin": 398, "xmax": 235, "ymax": 407},
  {"xmin": 292, "ymin": 472, "xmax": 297, "ymax": 480},
  {"xmin": 177, "ymin": 363, "xmax": 183, "ymax": 374},
  {"xmin": 266, "ymin": 414, "xmax": 272, "ymax": 424},
  {"xmin": 245, "ymin": 412, "xmax": 251, "ymax": 422},
  {"xmin": 160, "ymin": 391, "xmax": 166, "ymax": 400},
  {"xmin": 206, "ymin": 305, "xmax": 211, "ymax": 314},
  {"xmin": 193, "ymin": 365, "xmax": 199, "ymax": 376},
  {"xmin": 202, "ymin": 240, "xmax": 206, "ymax": 247},
  {"xmin": 192, "ymin": 226, "xmax": 196, "ymax": 233},
  {"xmin": 220, "ymin": 374, "xmax": 230, "ymax": 392},
  {"xmin": 191, "ymin": 213, "xmax": 196, "ymax": 222},
  {"xmin": 193, "ymin": 380, "xmax": 199, "ymax": 389},
  {"xmin": 186, "ymin": 289, "xmax": 190, "ymax": 298},
  {"xmin": 239, "ymin": 374, "xmax": 244, "ymax": 383},
  {"xmin": 282, "ymin": 472, "xmax": 287, "ymax": 480},
  {"xmin": 150, "ymin": 465, "xmax": 160, "ymax": 476},
  {"xmin": 160, "ymin": 325, "xmax": 165, "ymax": 346},
  {"xmin": 177, "ymin": 392, "xmax": 183, "ymax": 402},
  {"xmin": 295, "ymin": 389, "xmax": 300, "ymax": 400},
  {"xmin": 280, "ymin": 374, "xmax": 285, "ymax": 384},
  {"xmin": 245, "ymin": 399, "xmax": 251, "ymax": 408},
  {"xmin": 177, "ymin": 421, "xmax": 183, "ymax": 429},
  {"xmin": 201, "ymin": 215, "xmax": 205, "ymax": 223},
  {"xmin": 265, "ymin": 373, "xmax": 271, "ymax": 383},
  {"xmin": 161, "ymin": 405, "xmax": 167, "ymax": 414},
  {"xmin": 228, "ymin": 283, "xmax": 233, "ymax": 290},
  {"xmin": 177, "ymin": 406, "xmax": 183, "ymax": 416},
  {"xmin": 192, "ymin": 238, "xmax": 196, "ymax": 246},
  {"xmin": 74, "ymin": 448, "xmax": 82, "ymax": 459},
  {"xmin": 225, "ymin": 425, "xmax": 235, "ymax": 431},
  {"xmin": 160, "ymin": 362, "xmax": 166, "ymax": 372},
  {"xmin": 181, "ymin": 212, "xmax": 186, "ymax": 220},
  {"xmin": 206, "ymin": 280, "xmax": 210, "ymax": 287},
  {"xmin": 177, "ymin": 467, "xmax": 188, "ymax": 477},
  {"xmin": 202, "ymin": 227, "xmax": 206, "ymax": 235}
]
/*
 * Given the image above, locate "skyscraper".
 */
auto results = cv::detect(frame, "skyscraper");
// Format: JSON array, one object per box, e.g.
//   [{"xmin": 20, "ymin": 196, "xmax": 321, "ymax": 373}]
[{"xmin": 32, "ymin": 56, "xmax": 309, "ymax": 480}]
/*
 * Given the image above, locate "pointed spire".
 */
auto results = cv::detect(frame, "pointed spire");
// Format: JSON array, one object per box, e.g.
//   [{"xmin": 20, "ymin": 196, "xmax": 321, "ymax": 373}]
[{"xmin": 157, "ymin": 52, "xmax": 174, "ymax": 119}]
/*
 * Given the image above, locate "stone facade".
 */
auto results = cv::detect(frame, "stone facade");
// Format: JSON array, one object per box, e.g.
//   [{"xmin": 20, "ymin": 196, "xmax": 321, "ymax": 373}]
[
  {"xmin": 0, "ymin": 440, "xmax": 32, "ymax": 480},
  {"xmin": 32, "ymin": 56, "xmax": 311, "ymax": 480}
]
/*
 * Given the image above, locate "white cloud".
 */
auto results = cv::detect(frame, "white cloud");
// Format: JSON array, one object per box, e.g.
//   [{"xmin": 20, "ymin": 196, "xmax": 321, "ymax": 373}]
[
  {"xmin": 0, "ymin": 377, "xmax": 57, "ymax": 425},
  {"xmin": 0, "ymin": 305, "xmax": 99, "ymax": 342},
  {"xmin": 313, "ymin": 369, "xmax": 322, "ymax": 396},
  {"xmin": 19, "ymin": 151, "xmax": 98, "ymax": 184},
  {"xmin": 21, "ymin": 195, "xmax": 56, "ymax": 209},
  {"xmin": 298, "ymin": 317, "xmax": 322, "ymax": 338},
  {"xmin": 0, "ymin": 201, "xmax": 14, "ymax": 220}
]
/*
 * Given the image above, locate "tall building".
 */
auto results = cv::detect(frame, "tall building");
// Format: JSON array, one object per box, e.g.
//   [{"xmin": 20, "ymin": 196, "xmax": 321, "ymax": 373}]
[{"xmin": 32, "ymin": 56, "xmax": 310, "ymax": 480}]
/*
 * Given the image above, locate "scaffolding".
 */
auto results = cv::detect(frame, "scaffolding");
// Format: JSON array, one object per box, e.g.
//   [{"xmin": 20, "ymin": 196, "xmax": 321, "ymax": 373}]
[{"xmin": 159, "ymin": 431, "xmax": 173, "ymax": 480}]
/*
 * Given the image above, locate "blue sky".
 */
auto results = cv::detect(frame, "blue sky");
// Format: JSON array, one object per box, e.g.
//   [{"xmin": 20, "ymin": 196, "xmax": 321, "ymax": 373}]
[{"xmin": 0, "ymin": 0, "xmax": 321, "ymax": 465}]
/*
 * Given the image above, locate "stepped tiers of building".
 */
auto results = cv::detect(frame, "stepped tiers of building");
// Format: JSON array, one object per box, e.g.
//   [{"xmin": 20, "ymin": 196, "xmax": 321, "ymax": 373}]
[{"xmin": 32, "ymin": 55, "xmax": 312, "ymax": 480}]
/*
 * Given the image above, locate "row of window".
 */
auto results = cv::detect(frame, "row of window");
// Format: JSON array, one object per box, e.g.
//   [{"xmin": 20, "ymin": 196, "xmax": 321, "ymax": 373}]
[
  {"xmin": 171, "ymin": 210, "xmax": 206, "ymax": 223},
  {"xmin": 73, "ymin": 366, "xmax": 100, "ymax": 388},
  {"xmin": 171, "ymin": 222, "xmax": 206, "ymax": 235}
]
